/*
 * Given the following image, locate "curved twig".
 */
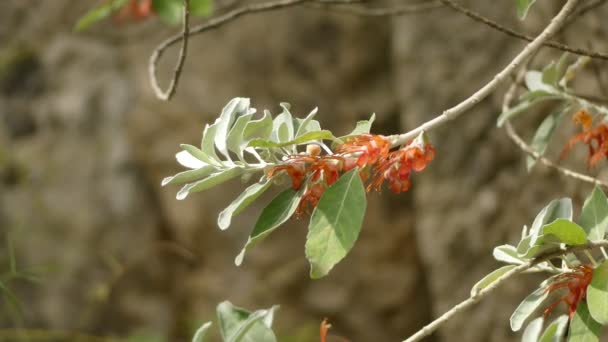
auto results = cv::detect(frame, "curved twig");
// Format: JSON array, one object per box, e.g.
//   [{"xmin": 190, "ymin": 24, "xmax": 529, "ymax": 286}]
[
  {"xmin": 306, "ymin": 0, "xmax": 443, "ymax": 16},
  {"xmin": 388, "ymin": 0, "xmax": 581, "ymax": 147},
  {"xmin": 149, "ymin": 0, "xmax": 190, "ymax": 101},
  {"xmin": 439, "ymin": 0, "xmax": 608, "ymax": 61},
  {"xmin": 403, "ymin": 239, "xmax": 608, "ymax": 342}
]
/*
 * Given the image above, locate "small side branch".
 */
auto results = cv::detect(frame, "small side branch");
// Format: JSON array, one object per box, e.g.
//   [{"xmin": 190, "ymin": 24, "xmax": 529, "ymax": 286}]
[
  {"xmin": 403, "ymin": 239, "xmax": 608, "ymax": 342},
  {"xmin": 149, "ymin": 0, "xmax": 191, "ymax": 101},
  {"xmin": 388, "ymin": 0, "xmax": 580, "ymax": 147}
]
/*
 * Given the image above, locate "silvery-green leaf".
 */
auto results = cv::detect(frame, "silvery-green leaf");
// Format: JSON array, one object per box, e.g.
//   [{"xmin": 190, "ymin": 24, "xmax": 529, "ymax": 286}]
[
  {"xmin": 192, "ymin": 322, "xmax": 212, "ymax": 342},
  {"xmin": 294, "ymin": 107, "xmax": 319, "ymax": 137},
  {"xmin": 176, "ymin": 150, "xmax": 208, "ymax": 169},
  {"xmin": 497, "ymin": 96, "xmax": 558, "ymax": 127},
  {"xmin": 542, "ymin": 219, "xmax": 587, "ymax": 246},
  {"xmin": 516, "ymin": 0, "xmax": 537, "ymax": 19},
  {"xmin": 510, "ymin": 286, "xmax": 550, "ymax": 332},
  {"xmin": 216, "ymin": 301, "xmax": 278, "ymax": 342},
  {"xmin": 529, "ymin": 198, "xmax": 572, "ymax": 246},
  {"xmin": 180, "ymin": 144, "xmax": 217, "ymax": 166},
  {"xmin": 579, "ymin": 186, "xmax": 608, "ymax": 241},
  {"xmin": 248, "ymin": 130, "xmax": 335, "ymax": 148},
  {"xmin": 525, "ymin": 71, "xmax": 556, "ymax": 93},
  {"xmin": 201, "ymin": 122, "xmax": 222, "ymax": 163},
  {"xmin": 227, "ymin": 113, "xmax": 255, "ymax": 160},
  {"xmin": 162, "ymin": 165, "xmax": 216, "ymax": 186},
  {"xmin": 587, "ymin": 260, "xmax": 608, "ymax": 325},
  {"xmin": 494, "ymin": 245, "xmax": 526, "ymax": 264},
  {"xmin": 521, "ymin": 317, "xmax": 544, "ymax": 342},
  {"xmin": 568, "ymin": 301, "xmax": 601, "ymax": 342},
  {"xmin": 243, "ymin": 111, "xmax": 273, "ymax": 141},
  {"xmin": 539, "ymin": 315, "xmax": 568, "ymax": 342},
  {"xmin": 527, "ymin": 106, "xmax": 568, "ymax": 171},
  {"xmin": 177, "ymin": 168, "xmax": 243, "ymax": 200},
  {"xmin": 270, "ymin": 104, "xmax": 294, "ymax": 143},
  {"xmin": 347, "ymin": 113, "xmax": 376, "ymax": 137},
  {"xmin": 215, "ymin": 98, "xmax": 251, "ymax": 160},
  {"xmin": 218, "ymin": 180, "xmax": 272, "ymax": 230},
  {"xmin": 471, "ymin": 265, "xmax": 517, "ymax": 296}
]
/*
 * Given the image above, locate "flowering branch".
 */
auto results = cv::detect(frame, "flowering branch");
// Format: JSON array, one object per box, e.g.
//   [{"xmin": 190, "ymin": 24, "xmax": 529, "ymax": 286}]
[
  {"xmin": 387, "ymin": 0, "xmax": 581, "ymax": 147},
  {"xmin": 402, "ymin": 239, "xmax": 608, "ymax": 342}
]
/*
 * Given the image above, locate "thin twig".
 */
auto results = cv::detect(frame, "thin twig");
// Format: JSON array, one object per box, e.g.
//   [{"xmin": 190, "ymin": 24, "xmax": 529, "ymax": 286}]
[
  {"xmin": 403, "ymin": 239, "xmax": 608, "ymax": 342},
  {"xmin": 438, "ymin": 0, "xmax": 608, "ymax": 61},
  {"xmin": 149, "ymin": 0, "xmax": 313, "ymax": 100},
  {"xmin": 387, "ymin": 0, "xmax": 580, "ymax": 147},
  {"xmin": 307, "ymin": 0, "xmax": 443, "ymax": 16},
  {"xmin": 149, "ymin": 0, "xmax": 190, "ymax": 101}
]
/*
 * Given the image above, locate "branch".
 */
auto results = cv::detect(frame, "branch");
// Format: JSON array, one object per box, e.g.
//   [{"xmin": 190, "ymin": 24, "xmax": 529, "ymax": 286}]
[
  {"xmin": 403, "ymin": 239, "xmax": 608, "ymax": 342},
  {"xmin": 439, "ymin": 0, "xmax": 608, "ymax": 61},
  {"xmin": 387, "ymin": 0, "xmax": 581, "ymax": 147},
  {"xmin": 306, "ymin": 0, "xmax": 443, "ymax": 16},
  {"xmin": 149, "ymin": 0, "xmax": 190, "ymax": 101}
]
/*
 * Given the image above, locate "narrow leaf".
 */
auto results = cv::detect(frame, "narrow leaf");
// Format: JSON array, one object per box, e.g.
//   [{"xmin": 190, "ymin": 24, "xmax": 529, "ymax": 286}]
[
  {"xmin": 271, "ymin": 104, "xmax": 294, "ymax": 143},
  {"xmin": 587, "ymin": 260, "xmax": 608, "ymax": 324},
  {"xmin": 580, "ymin": 187, "xmax": 608, "ymax": 241},
  {"xmin": 493, "ymin": 244, "xmax": 525, "ymax": 264},
  {"xmin": 201, "ymin": 123, "xmax": 222, "ymax": 163},
  {"xmin": 227, "ymin": 113, "xmax": 254, "ymax": 160},
  {"xmin": 243, "ymin": 111, "xmax": 273, "ymax": 141},
  {"xmin": 180, "ymin": 144, "xmax": 217, "ymax": 166},
  {"xmin": 305, "ymin": 169, "xmax": 367, "ymax": 279},
  {"xmin": 177, "ymin": 168, "xmax": 243, "ymax": 200},
  {"xmin": 215, "ymin": 98, "xmax": 250, "ymax": 160},
  {"xmin": 218, "ymin": 180, "xmax": 272, "ymax": 230},
  {"xmin": 294, "ymin": 107, "xmax": 319, "ymax": 137},
  {"xmin": 527, "ymin": 106, "xmax": 568, "ymax": 171},
  {"xmin": 216, "ymin": 301, "xmax": 278, "ymax": 342},
  {"xmin": 539, "ymin": 315, "xmax": 568, "ymax": 342},
  {"xmin": 235, "ymin": 188, "xmax": 304, "ymax": 266},
  {"xmin": 542, "ymin": 219, "xmax": 587, "ymax": 245},
  {"xmin": 162, "ymin": 165, "xmax": 216, "ymax": 186},
  {"xmin": 248, "ymin": 130, "xmax": 335, "ymax": 148},
  {"xmin": 497, "ymin": 96, "xmax": 558, "ymax": 127},
  {"xmin": 471, "ymin": 265, "xmax": 516, "ymax": 296},
  {"xmin": 346, "ymin": 113, "xmax": 376, "ymax": 136},
  {"xmin": 510, "ymin": 287, "xmax": 550, "ymax": 332},
  {"xmin": 568, "ymin": 301, "xmax": 601, "ymax": 342},
  {"xmin": 521, "ymin": 317, "xmax": 544, "ymax": 342},
  {"xmin": 192, "ymin": 322, "xmax": 212, "ymax": 342},
  {"xmin": 529, "ymin": 198, "xmax": 573, "ymax": 246},
  {"xmin": 75, "ymin": 0, "xmax": 128, "ymax": 31},
  {"xmin": 516, "ymin": 0, "xmax": 537, "ymax": 20}
]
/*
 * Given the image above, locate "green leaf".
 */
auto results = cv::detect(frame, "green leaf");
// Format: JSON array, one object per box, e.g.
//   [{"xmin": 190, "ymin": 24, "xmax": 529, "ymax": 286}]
[
  {"xmin": 520, "ymin": 90, "xmax": 558, "ymax": 102},
  {"xmin": 201, "ymin": 123, "xmax": 222, "ymax": 163},
  {"xmin": 216, "ymin": 301, "xmax": 278, "ymax": 342},
  {"xmin": 180, "ymin": 144, "xmax": 217, "ymax": 166},
  {"xmin": 305, "ymin": 169, "xmax": 367, "ymax": 279},
  {"xmin": 248, "ymin": 130, "xmax": 335, "ymax": 148},
  {"xmin": 244, "ymin": 111, "xmax": 273, "ymax": 141},
  {"xmin": 152, "ymin": 0, "xmax": 183, "ymax": 25},
  {"xmin": 542, "ymin": 62, "xmax": 560, "ymax": 87},
  {"xmin": 493, "ymin": 245, "xmax": 525, "ymax": 264},
  {"xmin": 539, "ymin": 315, "xmax": 568, "ymax": 342},
  {"xmin": 568, "ymin": 301, "xmax": 601, "ymax": 342},
  {"xmin": 218, "ymin": 180, "xmax": 272, "ymax": 230},
  {"xmin": 525, "ymin": 71, "xmax": 555, "ymax": 93},
  {"xmin": 516, "ymin": 0, "xmax": 537, "ymax": 20},
  {"xmin": 529, "ymin": 198, "xmax": 573, "ymax": 246},
  {"xmin": 192, "ymin": 322, "xmax": 212, "ymax": 342},
  {"xmin": 526, "ymin": 106, "xmax": 568, "ymax": 171},
  {"xmin": 215, "ymin": 98, "xmax": 251, "ymax": 160},
  {"xmin": 497, "ymin": 96, "xmax": 558, "ymax": 127},
  {"xmin": 471, "ymin": 265, "xmax": 517, "ymax": 296},
  {"xmin": 75, "ymin": 0, "xmax": 128, "ymax": 31},
  {"xmin": 227, "ymin": 113, "xmax": 254, "ymax": 160},
  {"xmin": 580, "ymin": 187, "xmax": 608, "ymax": 241},
  {"xmin": 542, "ymin": 219, "xmax": 587, "ymax": 245},
  {"xmin": 190, "ymin": 0, "xmax": 213, "ymax": 16},
  {"xmin": 587, "ymin": 260, "xmax": 608, "ymax": 324},
  {"xmin": 345, "ymin": 113, "xmax": 376, "ymax": 137},
  {"xmin": 522, "ymin": 317, "xmax": 544, "ymax": 342},
  {"xmin": 510, "ymin": 286, "xmax": 550, "ymax": 332},
  {"xmin": 294, "ymin": 108, "xmax": 320, "ymax": 137},
  {"xmin": 162, "ymin": 165, "xmax": 216, "ymax": 186},
  {"xmin": 271, "ymin": 104, "xmax": 295, "ymax": 143},
  {"xmin": 176, "ymin": 168, "xmax": 243, "ymax": 200},
  {"xmin": 235, "ymin": 188, "xmax": 304, "ymax": 266}
]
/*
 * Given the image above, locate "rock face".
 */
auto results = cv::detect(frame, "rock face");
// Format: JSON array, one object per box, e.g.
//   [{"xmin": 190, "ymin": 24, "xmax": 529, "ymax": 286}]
[{"xmin": 1, "ymin": 1, "xmax": 607, "ymax": 341}]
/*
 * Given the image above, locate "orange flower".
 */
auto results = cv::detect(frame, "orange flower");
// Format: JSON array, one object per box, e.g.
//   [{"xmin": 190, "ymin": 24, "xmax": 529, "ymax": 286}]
[
  {"xmin": 368, "ymin": 143, "xmax": 435, "ymax": 193},
  {"xmin": 561, "ymin": 111, "xmax": 608, "ymax": 168},
  {"xmin": 116, "ymin": 0, "xmax": 154, "ymax": 21},
  {"xmin": 543, "ymin": 265, "xmax": 594, "ymax": 319}
]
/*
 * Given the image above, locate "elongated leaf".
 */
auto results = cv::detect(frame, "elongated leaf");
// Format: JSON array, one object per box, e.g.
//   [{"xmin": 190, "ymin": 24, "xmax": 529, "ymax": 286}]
[
  {"xmin": 345, "ymin": 113, "xmax": 376, "ymax": 137},
  {"xmin": 527, "ymin": 106, "xmax": 568, "ymax": 171},
  {"xmin": 587, "ymin": 260, "xmax": 608, "ymax": 324},
  {"xmin": 510, "ymin": 287, "xmax": 550, "ymax": 331},
  {"xmin": 529, "ymin": 198, "xmax": 573, "ymax": 246},
  {"xmin": 216, "ymin": 302, "xmax": 277, "ymax": 342},
  {"xmin": 516, "ymin": 0, "xmax": 537, "ymax": 20},
  {"xmin": 162, "ymin": 165, "xmax": 216, "ymax": 186},
  {"xmin": 248, "ymin": 130, "xmax": 335, "ymax": 148},
  {"xmin": 218, "ymin": 180, "xmax": 272, "ymax": 230},
  {"xmin": 306, "ymin": 169, "xmax": 367, "ymax": 279},
  {"xmin": 294, "ymin": 108, "xmax": 319, "ymax": 137},
  {"xmin": 215, "ymin": 98, "xmax": 250, "ymax": 159},
  {"xmin": 493, "ymin": 245, "xmax": 525, "ymax": 264},
  {"xmin": 580, "ymin": 187, "xmax": 608, "ymax": 241},
  {"xmin": 525, "ymin": 71, "xmax": 555, "ymax": 93},
  {"xmin": 192, "ymin": 322, "xmax": 212, "ymax": 342},
  {"xmin": 542, "ymin": 219, "xmax": 587, "ymax": 245},
  {"xmin": 75, "ymin": 0, "xmax": 128, "ymax": 31},
  {"xmin": 227, "ymin": 113, "xmax": 255, "ymax": 160},
  {"xmin": 271, "ymin": 104, "xmax": 294, "ymax": 143},
  {"xmin": 471, "ymin": 265, "xmax": 516, "ymax": 296},
  {"xmin": 235, "ymin": 188, "xmax": 304, "ymax": 266},
  {"xmin": 201, "ymin": 123, "xmax": 222, "ymax": 163},
  {"xmin": 497, "ymin": 96, "xmax": 558, "ymax": 127},
  {"xmin": 177, "ymin": 168, "xmax": 243, "ymax": 200},
  {"xmin": 522, "ymin": 317, "xmax": 544, "ymax": 342},
  {"xmin": 243, "ymin": 111, "xmax": 273, "ymax": 141},
  {"xmin": 568, "ymin": 301, "xmax": 601, "ymax": 342},
  {"xmin": 539, "ymin": 315, "xmax": 568, "ymax": 342},
  {"xmin": 180, "ymin": 144, "xmax": 217, "ymax": 166}
]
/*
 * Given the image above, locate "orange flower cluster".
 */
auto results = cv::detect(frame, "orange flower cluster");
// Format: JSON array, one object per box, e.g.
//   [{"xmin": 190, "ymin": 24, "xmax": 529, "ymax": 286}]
[
  {"xmin": 542, "ymin": 265, "xmax": 594, "ymax": 319},
  {"xmin": 116, "ymin": 0, "xmax": 154, "ymax": 21},
  {"xmin": 267, "ymin": 134, "xmax": 435, "ymax": 215},
  {"xmin": 561, "ymin": 110, "xmax": 608, "ymax": 168}
]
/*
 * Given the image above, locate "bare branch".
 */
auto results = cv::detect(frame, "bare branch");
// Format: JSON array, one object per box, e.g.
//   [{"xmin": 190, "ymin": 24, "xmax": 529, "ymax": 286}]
[
  {"xmin": 149, "ymin": 0, "xmax": 191, "ymax": 101},
  {"xmin": 439, "ymin": 0, "xmax": 608, "ymax": 61},
  {"xmin": 403, "ymin": 239, "xmax": 608, "ymax": 342},
  {"xmin": 387, "ymin": 0, "xmax": 581, "ymax": 147},
  {"xmin": 307, "ymin": 0, "xmax": 443, "ymax": 16}
]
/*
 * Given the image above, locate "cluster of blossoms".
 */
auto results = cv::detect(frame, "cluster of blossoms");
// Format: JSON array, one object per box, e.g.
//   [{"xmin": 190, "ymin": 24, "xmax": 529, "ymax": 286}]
[
  {"xmin": 267, "ymin": 134, "xmax": 435, "ymax": 216},
  {"xmin": 542, "ymin": 264, "xmax": 594, "ymax": 319},
  {"xmin": 561, "ymin": 110, "xmax": 608, "ymax": 168}
]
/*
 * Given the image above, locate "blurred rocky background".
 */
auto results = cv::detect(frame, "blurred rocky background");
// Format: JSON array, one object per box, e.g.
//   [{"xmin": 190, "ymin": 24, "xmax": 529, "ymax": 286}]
[{"xmin": 1, "ymin": 0, "xmax": 608, "ymax": 341}]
